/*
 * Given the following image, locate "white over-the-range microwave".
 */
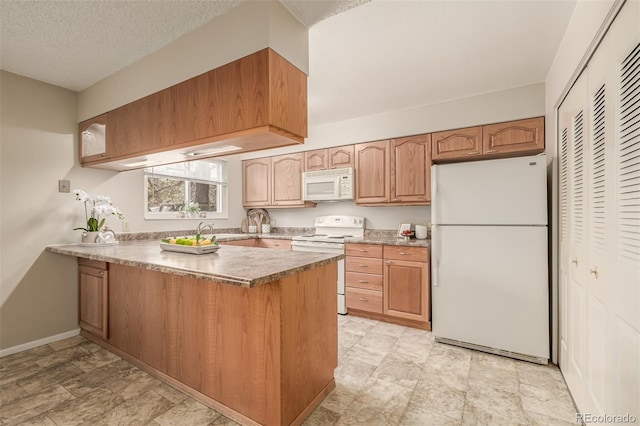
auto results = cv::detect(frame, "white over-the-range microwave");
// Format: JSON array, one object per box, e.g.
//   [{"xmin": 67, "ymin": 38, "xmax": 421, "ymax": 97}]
[{"xmin": 302, "ymin": 167, "xmax": 354, "ymax": 201}]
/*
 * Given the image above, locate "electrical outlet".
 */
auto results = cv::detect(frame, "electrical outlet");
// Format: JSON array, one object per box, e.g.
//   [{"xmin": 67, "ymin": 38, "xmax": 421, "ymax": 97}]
[{"xmin": 58, "ymin": 179, "xmax": 70, "ymax": 193}]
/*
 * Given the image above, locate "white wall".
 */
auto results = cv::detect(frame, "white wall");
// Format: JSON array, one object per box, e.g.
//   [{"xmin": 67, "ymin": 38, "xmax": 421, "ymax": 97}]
[
  {"xmin": 544, "ymin": 0, "xmax": 616, "ymax": 363},
  {"xmin": 78, "ymin": 0, "xmax": 308, "ymax": 121},
  {"xmin": 236, "ymin": 82, "xmax": 546, "ymax": 229}
]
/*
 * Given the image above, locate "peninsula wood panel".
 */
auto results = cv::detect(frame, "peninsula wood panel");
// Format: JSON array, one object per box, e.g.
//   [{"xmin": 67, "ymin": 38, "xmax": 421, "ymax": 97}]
[
  {"xmin": 78, "ymin": 262, "xmax": 109, "ymax": 339},
  {"xmin": 106, "ymin": 261, "xmax": 337, "ymax": 425},
  {"xmin": 432, "ymin": 126, "xmax": 483, "ymax": 160},
  {"xmin": 355, "ymin": 140, "xmax": 391, "ymax": 203},
  {"xmin": 483, "ymin": 117, "xmax": 545, "ymax": 156},
  {"xmin": 281, "ymin": 263, "xmax": 337, "ymax": 425},
  {"xmin": 390, "ymin": 134, "xmax": 431, "ymax": 203}
]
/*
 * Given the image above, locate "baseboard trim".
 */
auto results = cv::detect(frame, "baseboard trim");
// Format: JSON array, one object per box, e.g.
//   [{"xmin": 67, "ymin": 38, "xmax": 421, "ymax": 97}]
[{"xmin": 0, "ymin": 328, "xmax": 81, "ymax": 358}]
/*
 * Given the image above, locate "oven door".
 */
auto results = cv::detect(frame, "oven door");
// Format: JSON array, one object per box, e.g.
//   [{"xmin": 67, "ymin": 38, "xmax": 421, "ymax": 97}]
[
  {"xmin": 291, "ymin": 240, "xmax": 347, "ymax": 314},
  {"xmin": 302, "ymin": 174, "xmax": 341, "ymax": 201}
]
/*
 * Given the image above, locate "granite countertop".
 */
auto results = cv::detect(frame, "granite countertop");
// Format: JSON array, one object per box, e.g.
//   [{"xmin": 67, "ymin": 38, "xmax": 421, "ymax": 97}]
[
  {"xmin": 345, "ymin": 236, "xmax": 430, "ymax": 248},
  {"xmin": 46, "ymin": 240, "xmax": 342, "ymax": 288}
]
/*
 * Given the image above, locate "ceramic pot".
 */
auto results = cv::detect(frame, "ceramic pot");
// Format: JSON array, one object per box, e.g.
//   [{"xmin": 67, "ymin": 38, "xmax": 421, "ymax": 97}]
[{"xmin": 81, "ymin": 231, "xmax": 101, "ymax": 243}]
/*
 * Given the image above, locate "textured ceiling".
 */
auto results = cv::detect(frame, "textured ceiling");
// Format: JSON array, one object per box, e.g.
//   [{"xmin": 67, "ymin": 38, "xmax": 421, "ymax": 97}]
[
  {"xmin": 0, "ymin": 0, "xmax": 364, "ymax": 92},
  {"xmin": 0, "ymin": 0, "xmax": 576, "ymax": 127}
]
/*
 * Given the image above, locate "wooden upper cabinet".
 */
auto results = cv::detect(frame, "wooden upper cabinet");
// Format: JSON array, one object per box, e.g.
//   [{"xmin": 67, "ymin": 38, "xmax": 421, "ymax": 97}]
[
  {"xmin": 304, "ymin": 145, "xmax": 354, "ymax": 171},
  {"xmin": 79, "ymin": 114, "xmax": 109, "ymax": 163},
  {"xmin": 390, "ymin": 134, "xmax": 431, "ymax": 203},
  {"xmin": 432, "ymin": 117, "xmax": 545, "ymax": 162},
  {"xmin": 355, "ymin": 140, "xmax": 391, "ymax": 204},
  {"xmin": 432, "ymin": 126, "xmax": 482, "ymax": 161},
  {"xmin": 328, "ymin": 146, "xmax": 355, "ymax": 169},
  {"xmin": 243, "ymin": 158, "xmax": 272, "ymax": 207},
  {"xmin": 271, "ymin": 153, "xmax": 305, "ymax": 206},
  {"xmin": 81, "ymin": 49, "xmax": 307, "ymax": 170},
  {"xmin": 304, "ymin": 149, "xmax": 329, "ymax": 171},
  {"xmin": 483, "ymin": 117, "xmax": 545, "ymax": 156}
]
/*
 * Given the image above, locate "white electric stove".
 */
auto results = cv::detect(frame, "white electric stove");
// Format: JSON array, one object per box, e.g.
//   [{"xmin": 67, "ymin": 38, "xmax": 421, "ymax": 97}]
[{"xmin": 291, "ymin": 215, "xmax": 365, "ymax": 314}]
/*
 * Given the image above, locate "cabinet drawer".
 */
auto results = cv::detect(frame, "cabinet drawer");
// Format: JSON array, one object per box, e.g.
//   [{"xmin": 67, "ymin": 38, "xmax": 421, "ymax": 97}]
[
  {"xmin": 384, "ymin": 246, "xmax": 429, "ymax": 262},
  {"xmin": 346, "ymin": 288, "xmax": 383, "ymax": 314},
  {"xmin": 78, "ymin": 258, "xmax": 108, "ymax": 270},
  {"xmin": 346, "ymin": 256, "xmax": 383, "ymax": 274},
  {"xmin": 346, "ymin": 272, "xmax": 383, "ymax": 291},
  {"xmin": 258, "ymin": 239, "xmax": 291, "ymax": 250},
  {"xmin": 345, "ymin": 244, "xmax": 383, "ymax": 258}
]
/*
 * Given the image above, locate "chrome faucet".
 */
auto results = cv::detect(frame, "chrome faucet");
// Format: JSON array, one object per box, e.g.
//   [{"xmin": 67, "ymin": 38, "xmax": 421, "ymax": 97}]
[{"xmin": 196, "ymin": 221, "xmax": 215, "ymax": 235}]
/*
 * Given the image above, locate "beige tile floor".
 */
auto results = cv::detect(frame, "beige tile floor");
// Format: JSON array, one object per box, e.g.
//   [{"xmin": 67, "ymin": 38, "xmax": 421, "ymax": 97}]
[{"xmin": 0, "ymin": 315, "xmax": 579, "ymax": 425}]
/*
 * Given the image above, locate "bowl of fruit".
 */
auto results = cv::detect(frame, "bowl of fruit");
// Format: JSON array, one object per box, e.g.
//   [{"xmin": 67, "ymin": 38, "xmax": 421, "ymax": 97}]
[{"xmin": 160, "ymin": 234, "xmax": 219, "ymax": 255}]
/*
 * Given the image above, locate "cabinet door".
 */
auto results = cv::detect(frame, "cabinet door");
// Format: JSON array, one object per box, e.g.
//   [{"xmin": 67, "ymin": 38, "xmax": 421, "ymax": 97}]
[
  {"xmin": 483, "ymin": 117, "xmax": 544, "ymax": 156},
  {"xmin": 79, "ymin": 114, "xmax": 108, "ymax": 163},
  {"xmin": 390, "ymin": 134, "xmax": 431, "ymax": 203},
  {"xmin": 271, "ymin": 153, "xmax": 304, "ymax": 206},
  {"xmin": 78, "ymin": 263, "xmax": 109, "ymax": 339},
  {"xmin": 243, "ymin": 158, "xmax": 272, "ymax": 207},
  {"xmin": 328, "ymin": 145, "xmax": 355, "ymax": 169},
  {"xmin": 257, "ymin": 239, "xmax": 291, "ymax": 250},
  {"xmin": 355, "ymin": 140, "xmax": 390, "ymax": 203},
  {"xmin": 304, "ymin": 149, "xmax": 328, "ymax": 171},
  {"xmin": 383, "ymin": 259, "xmax": 429, "ymax": 322},
  {"xmin": 219, "ymin": 239, "xmax": 258, "ymax": 247},
  {"xmin": 432, "ymin": 126, "xmax": 482, "ymax": 161}
]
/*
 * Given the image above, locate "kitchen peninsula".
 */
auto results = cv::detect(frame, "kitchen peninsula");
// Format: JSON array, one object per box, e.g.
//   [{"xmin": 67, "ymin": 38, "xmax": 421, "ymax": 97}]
[{"xmin": 46, "ymin": 240, "xmax": 341, "ymax": 426}]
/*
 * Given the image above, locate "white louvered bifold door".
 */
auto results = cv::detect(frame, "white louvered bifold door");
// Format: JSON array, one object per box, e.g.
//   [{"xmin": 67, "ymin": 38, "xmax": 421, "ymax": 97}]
[
  {"xmin": 611, "ymin": 4, "xmax": 640, "ymax": 416},
  {"xmin": 557, "ymin": 0, "xmax": 640, "ymax": 418}
]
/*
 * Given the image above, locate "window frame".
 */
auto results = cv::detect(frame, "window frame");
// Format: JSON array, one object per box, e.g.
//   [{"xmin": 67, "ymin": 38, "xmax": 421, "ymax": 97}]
[{"xmin": 143, "ymin": 160, "xmax": 229, "ymax": 220}]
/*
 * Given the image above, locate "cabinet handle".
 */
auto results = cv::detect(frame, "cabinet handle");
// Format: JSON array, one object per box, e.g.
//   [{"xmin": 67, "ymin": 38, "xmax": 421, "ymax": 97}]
[
  {"xmin": 358, "ymin": 297, "xmax": 368, "ymax": 302},
  {"xmin": 467, "ymin": 151, "xmax": 479, "ymax": 155},
  {"xmin": 386, "ymin": 261, "xmax": 394, "ymax": 265},
  {"xmin": 392, "ymin": 198, "xmax": 400, "ymax": 201},
  {"xmin": 358, "ymin": 249, "xmax": 368, "ymax": 252},
  {"xmin": 330, "ymin": 166, "xmax": 337, "ymax": 169},
  {"xmin": 321, "ymin": 168, "xmax": 326, "ymax": 170},
  {"xmin": 486, "ymin": 149, "xmax": 498, "ymax": 153},
  {"xmin": 358, "ymin": 280, "xmax": 369, "ymax": 283},
  {"xmin": 100, "ymin": 153, "xmax": 106, "ymax": 157},
  {"xmin": 572, "ymin": 258, "xmax": 578, "ymax": 266},
  {"xmin": 358, "ymin": 264, "xmax": 367, "ymax": 267},
  {"xmin": 399, "ymin": 252, "xmax": 409, "ymax": 255},
  {"xmin": 273, "ymin": 243, "xmax": 280, "ymax": 246},
  {"xmin": 99, "ymin": 271, "xmax": 105, "ymax": 276},
  {"xmin": 589, "ymin": 267, "xmax": 598, "ymax": 279}
]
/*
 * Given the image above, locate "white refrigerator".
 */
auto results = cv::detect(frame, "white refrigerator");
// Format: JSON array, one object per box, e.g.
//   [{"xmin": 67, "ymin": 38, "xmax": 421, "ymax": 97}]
[{"xmin": 431, "ymin": 154, "xmax": 549, "ymax": 364}]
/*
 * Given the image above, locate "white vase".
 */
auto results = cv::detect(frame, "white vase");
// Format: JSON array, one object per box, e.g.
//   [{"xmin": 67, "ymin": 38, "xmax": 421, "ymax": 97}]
[
  {"xmin": 82, "ymin": 231, "xmax": 101, "ymax": 243},
  {"xmin": 415, "ymin": 225, "xmax": 428, "ymax": 240}
]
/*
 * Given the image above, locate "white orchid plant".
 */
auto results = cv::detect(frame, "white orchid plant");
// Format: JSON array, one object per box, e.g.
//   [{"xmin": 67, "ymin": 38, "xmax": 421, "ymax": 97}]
[{"xmin": 73, "ymin": 189, "xmax": 124, "ymax": 232}]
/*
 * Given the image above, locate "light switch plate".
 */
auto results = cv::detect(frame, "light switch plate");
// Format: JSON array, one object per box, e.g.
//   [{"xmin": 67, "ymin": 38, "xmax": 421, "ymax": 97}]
[{"xmin": 58, "ymin": 179, "xmax": 70, "ymax": 193}]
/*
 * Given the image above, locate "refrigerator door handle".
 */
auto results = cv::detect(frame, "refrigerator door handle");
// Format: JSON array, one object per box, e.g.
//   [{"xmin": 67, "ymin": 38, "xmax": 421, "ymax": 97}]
[
  {"xmin": 432, "ymin": 225, "xmax": 439, "ymax": 287},
  {"xmin": 431, "ymin": 165, "xmax": 439, "ymax": 225}
]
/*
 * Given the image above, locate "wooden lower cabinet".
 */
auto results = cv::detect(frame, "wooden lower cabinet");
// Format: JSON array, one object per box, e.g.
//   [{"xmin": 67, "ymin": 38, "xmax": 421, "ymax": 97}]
[
  {"xmin": 257, "ymin": 238, "xmax": 291, "ymax": 250},
  {"xmin": 78, "ymin": 259, "xmax": 109, "ymax": 339},
  {"xmin": 96, "ymin": 262, "xmax": 338, "ymax": 426},
  {"xmin": 345, "ymin": 244, "xmax": 431, "ymax": 330},
  {"xmin": 218, "ymin": 238, "xmax": 258, "ymax": 247}
]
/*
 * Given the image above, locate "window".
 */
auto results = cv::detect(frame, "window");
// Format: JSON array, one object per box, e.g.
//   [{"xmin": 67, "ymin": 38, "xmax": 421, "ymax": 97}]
[{"xmin": 144, "ymin": 159, "xmax": 228, "ymax": 219}]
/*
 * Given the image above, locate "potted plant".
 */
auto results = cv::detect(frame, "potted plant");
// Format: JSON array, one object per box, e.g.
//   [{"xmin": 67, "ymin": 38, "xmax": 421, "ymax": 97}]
[{"xmin": 73, "ymin": 189, "xmax": 124, "ymax": 243}]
